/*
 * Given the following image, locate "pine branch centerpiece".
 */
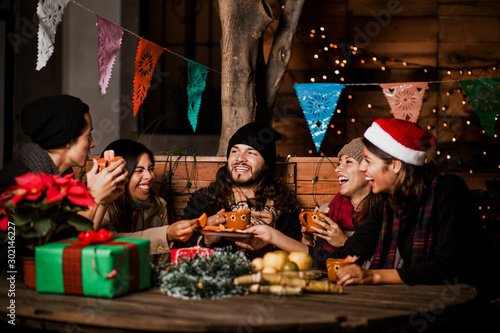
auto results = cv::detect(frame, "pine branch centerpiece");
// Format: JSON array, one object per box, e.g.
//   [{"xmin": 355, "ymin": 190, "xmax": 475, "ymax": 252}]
[{"xmin": 157, "ymin": 248, "xmax": 252, "ymax": 300}]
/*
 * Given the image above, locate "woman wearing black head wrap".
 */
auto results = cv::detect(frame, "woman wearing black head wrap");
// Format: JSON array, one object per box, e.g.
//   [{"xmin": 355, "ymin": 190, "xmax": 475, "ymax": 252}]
[{"xmin": 0, "ymin": 94, "xmax": 128, "ymax": 221}]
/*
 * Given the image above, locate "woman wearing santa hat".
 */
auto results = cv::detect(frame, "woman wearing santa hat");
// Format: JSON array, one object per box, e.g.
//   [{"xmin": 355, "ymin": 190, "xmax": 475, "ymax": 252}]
[
  {"xmin": 331, "ymin": 118, "xmax": 497, "ymax": 301},
  {"xmin": 238, "ymin": 118, "xmax": 498, "ymax": 300}
]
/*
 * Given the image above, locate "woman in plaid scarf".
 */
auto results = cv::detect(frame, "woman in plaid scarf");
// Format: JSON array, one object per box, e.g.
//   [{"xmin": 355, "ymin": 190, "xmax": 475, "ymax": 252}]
[{"xmin": 239, "ymin": 119, "xmax": 497, "ymax": 299}]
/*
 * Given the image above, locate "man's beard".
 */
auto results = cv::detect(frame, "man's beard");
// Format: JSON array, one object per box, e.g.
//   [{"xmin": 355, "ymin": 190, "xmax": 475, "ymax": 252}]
[{"xmin": 228, "ymin": 163, "xmax": 266, "ymax": 187}]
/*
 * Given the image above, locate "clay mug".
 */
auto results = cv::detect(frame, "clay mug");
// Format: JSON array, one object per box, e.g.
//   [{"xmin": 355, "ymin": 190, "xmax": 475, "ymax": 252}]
[
  {"xmin": 299, "ymin": 210, "xmax": 326, "ymax": 233},
  {"xmin": 97, "ymin": 150, "xmax": 122, "ymax": 172},
  {"xmin": 326, "ymin": 258, "xmax": 354, "ymax": 282},
  {"xmin": 97, "ymin": 156, "xmax": 122, "ymax": 172},
  {"xmin": 223, "ymin": 211, "xmax": 251, "ymax": 230}
]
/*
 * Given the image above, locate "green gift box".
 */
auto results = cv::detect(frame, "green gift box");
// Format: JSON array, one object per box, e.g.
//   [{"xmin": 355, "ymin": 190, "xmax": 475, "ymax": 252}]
[{"xmin": 35, "ymin": 237, "xmax": 151, "ymax": 298}]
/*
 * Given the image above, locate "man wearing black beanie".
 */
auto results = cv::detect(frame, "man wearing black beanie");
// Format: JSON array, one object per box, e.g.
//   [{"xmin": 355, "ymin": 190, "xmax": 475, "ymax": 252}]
[{"xmin": 174, "ymin": 122, "xmax": 302, "ymax": 259}]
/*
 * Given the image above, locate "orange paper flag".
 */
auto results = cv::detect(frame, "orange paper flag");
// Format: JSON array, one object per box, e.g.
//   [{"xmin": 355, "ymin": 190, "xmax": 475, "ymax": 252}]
[{"xmin": 133, "ymin": 38, "xmax": 164, "ymax": 116}]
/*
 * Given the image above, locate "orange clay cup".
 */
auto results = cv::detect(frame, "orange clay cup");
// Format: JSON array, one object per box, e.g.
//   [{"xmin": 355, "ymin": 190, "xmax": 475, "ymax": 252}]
[
  {"xmin": 299, "ymin": 211, "xmax": 327, "ymax": 233},
  {"xmin": 97, "ymin": 150, "xmax": 122, "ymax": 172},
  {"xmin": 97, "ymin": 156, "xmax": 122, "ymax": 172},
  {"xmin": 223, "ymin": 211, "xmax": 251, "ymax": 230},
  {"xmin": 326, "ymin": 258, "xmax": 355, "ymax": 282}
]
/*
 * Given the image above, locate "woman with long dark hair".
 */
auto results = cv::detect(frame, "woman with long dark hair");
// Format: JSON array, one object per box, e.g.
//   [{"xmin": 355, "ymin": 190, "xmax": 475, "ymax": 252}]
[{"xmin": 93, "ymin": 139, "xmax": 198, "ymax": 264}]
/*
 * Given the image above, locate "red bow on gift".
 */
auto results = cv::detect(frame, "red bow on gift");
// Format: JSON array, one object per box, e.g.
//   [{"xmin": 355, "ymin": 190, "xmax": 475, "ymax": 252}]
[{"xmin": 78, "ymin": 228, "xmax": 113, "ymax": 246}]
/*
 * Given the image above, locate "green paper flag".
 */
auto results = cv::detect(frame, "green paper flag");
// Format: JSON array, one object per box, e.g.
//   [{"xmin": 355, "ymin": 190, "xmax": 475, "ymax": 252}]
[
  {"xmin": 460, "ymin": 78, "xmax": 500, "ymax": 137},
  {"xmin": 186, "ymin": 60, "xmax": 208, "ymax": 132}
]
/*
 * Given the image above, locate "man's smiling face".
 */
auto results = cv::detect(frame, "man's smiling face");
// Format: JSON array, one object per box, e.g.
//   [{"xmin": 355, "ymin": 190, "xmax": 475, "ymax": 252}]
[{"xmin": 227, "ymin": 144, "xmax": 267, "ymax": 188}]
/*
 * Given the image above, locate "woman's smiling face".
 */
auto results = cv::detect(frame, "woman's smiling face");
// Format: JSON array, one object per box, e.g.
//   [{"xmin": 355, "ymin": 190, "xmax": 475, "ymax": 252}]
[
  {"xmin": 336, "ymin": 155, "xmax": 370, "ymax": 198},
  {"xmin": 128, "ymin": 152, "xmax": 154, "ymax": 201},
  {"xmin": 359, "ymin": 147, "xmax": 398, "ymax": 195}
]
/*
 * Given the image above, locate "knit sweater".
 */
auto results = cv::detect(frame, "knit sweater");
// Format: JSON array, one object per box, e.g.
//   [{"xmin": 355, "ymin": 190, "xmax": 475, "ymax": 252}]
[{"xmin": 0, "ymin": 143, "xmax": 70, "ymax": 191}]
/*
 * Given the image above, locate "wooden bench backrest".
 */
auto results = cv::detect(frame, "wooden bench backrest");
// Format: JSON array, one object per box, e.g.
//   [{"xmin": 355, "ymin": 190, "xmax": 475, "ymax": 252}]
[{"xmin": 83, "ymin": 156, "xmax": 340, "ymax": 222}]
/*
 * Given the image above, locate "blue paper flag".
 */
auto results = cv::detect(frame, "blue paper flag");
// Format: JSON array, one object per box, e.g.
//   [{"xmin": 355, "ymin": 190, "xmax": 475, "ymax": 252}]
[
  {"xmin": 186, "ymin": 60, "xmax": 208, "ymax": 132},
  {"xmin": 294, "ymin": 83, "xmax": 345, "ymax": 152}
]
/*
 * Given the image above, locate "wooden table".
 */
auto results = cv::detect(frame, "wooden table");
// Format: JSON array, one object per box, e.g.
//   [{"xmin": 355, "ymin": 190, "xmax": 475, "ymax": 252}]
[{"xmin": 0, "ymin": 275, "xmax": 484, "ymax": 332}]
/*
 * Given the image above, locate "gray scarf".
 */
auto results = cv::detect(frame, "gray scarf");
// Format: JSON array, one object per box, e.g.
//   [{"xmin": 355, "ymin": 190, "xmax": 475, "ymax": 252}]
[
  {"xmin": 131, "ymin": 197, "xmax": 163, "ymax": 228},
  {"xmin": 19, "ymin": 143, "xmax": 60, "ymax": 175}
]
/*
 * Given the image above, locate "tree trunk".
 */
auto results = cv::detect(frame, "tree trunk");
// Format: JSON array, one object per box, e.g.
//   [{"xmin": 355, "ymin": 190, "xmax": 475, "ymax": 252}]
[
  {"xmin": 261, "ymin": 0, "xmax": 306, "ymax": 113},
  {"xmin": 217, "ymin": 0, "xmax": 274, "ymax": 156},
  {"xmin": 217, "ymin": 0, "xmax": 305, "ymax": 156}
]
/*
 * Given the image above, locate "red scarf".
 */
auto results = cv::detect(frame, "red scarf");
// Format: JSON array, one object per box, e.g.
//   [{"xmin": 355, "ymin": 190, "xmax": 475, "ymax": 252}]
[{"xmin": 316, "ymin": 194, "xmax": 355, "ymax": 251}]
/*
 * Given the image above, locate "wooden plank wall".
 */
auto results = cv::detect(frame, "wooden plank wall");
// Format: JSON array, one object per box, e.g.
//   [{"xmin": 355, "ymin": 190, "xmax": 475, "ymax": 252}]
[
  {"xmin": 272, "ymin": 0, "xmax": 500, "ymax": 174},
  {"xmin": 80, "ymin": 155, "xmax": 494, "ymax": 223}
]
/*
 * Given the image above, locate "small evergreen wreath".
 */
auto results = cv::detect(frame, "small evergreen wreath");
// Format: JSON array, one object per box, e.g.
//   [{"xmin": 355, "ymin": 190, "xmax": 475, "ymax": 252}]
[{"xmin": 156, "ymin": 248, "xmax": 252, "ymax": 299}]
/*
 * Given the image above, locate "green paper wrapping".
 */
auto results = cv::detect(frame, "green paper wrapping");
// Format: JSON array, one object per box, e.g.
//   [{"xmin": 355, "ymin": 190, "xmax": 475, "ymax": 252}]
[{"xmin": 35, "ymin": 237, "xmax": 151, "ymax": 298}]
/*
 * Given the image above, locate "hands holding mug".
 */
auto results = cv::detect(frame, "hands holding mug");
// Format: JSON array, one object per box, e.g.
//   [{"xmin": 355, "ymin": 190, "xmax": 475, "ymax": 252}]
[{"xmin": 300, "ymin": 207, "xmax": 348, "ymax": 248}]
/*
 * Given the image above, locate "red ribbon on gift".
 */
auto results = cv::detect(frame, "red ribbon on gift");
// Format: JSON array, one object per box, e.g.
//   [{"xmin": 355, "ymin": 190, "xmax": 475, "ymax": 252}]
[
  {"xmin": 59, "ymin": 230, "xmax": 140, "ymax": 295},
  {"xmin": 78, "ymin": 228, "xmax": 113, "ymax": 246}
]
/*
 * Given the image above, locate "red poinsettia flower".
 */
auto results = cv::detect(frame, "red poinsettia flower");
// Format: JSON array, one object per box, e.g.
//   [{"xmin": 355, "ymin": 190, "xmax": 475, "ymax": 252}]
[
  {"xmin": 0, "ymin": 172, "xmax": 95, "ymax": 253},
  {"xmin": 14, "ymin": 173, "xmax": 46, "ymax": 201},
  {"xmin": 67, "ymin": 183, "xmax": 95, "ymax": 207},
  {"xmin": 9, "ymin": 187, "xmax": 29, "ymax": 206},
  {"xmin": 45, "ymin": 185, "xmax": 67, "ymax": 203},
  {"xmin": 0, "ymin": 209, "xmax": 8, "ymax": 231}
]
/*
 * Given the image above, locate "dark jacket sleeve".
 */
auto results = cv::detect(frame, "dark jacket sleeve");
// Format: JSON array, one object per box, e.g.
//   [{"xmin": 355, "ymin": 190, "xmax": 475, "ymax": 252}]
[
  {"xmin": 308, "ymin": 201, "xmax": 385, "ymax": 269},
  {"xmin": 276, "ymin": 210, "xmax": 302, "ymax": 242},
  {"xmin": 172, "ymin": 190, "xmax": 218, "ymax": 249}
]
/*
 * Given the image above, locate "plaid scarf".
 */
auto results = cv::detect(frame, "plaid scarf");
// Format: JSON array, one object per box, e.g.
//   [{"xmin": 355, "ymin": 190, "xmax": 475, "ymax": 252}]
[
  {"xmin": 369, "ymin": 172, "xmax": 438, "ymax": 269},
  {"xmin": 231, "ymin": 186, "xmax": 279, "ymax": 227}
]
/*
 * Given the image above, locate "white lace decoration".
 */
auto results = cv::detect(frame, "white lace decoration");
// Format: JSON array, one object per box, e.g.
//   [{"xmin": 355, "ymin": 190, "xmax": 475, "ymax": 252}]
[{"xmin": 36, "ymin": 0, "xmax": 70, "ymax": 71}]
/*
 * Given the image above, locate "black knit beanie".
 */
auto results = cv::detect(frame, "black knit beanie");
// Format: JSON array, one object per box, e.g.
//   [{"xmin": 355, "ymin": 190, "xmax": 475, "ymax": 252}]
[
  {"xmin": 21, "ymin": 95, "xmax": 89, "ymax": 149},
  {"xmin": 226, "ymin": 122, "xmax": 282, "ymax": 168}
]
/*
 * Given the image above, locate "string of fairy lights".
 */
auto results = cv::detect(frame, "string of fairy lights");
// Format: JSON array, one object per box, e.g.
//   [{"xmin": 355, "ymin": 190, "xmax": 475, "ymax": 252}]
[
  {"xmin": 294, "ymin": 24, "xmax": 499, "ymax": 229},
  {"xmin": 296, "ymin": 25, "xmax": 500, "ymax": 173}
]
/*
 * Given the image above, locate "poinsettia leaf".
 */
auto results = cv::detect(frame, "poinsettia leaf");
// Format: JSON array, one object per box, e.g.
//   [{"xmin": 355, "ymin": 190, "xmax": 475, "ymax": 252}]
[
  {"xmin": 0, "ymin": 198, "xmax": 14, "ymax": 209},
  {"xmin": 12, "ymin": 210, "xmax": 30, "ymax": 226},
  {"xmin": 20, "ymin": 218, "xmax": 52, "ymax": 239},
  {"xmin": 63, "ymin": 205, "xmax": 85, "ymax": 213},
  {"xmin": 66, "ymin": 214, "xmax": 93, "ymax": 232}
]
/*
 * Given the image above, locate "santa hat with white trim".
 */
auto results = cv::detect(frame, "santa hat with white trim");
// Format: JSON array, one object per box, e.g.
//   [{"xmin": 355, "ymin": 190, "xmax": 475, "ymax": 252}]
[{"xmin": 363, "ymin": 118, "xmax": 436, "ymax": 166}]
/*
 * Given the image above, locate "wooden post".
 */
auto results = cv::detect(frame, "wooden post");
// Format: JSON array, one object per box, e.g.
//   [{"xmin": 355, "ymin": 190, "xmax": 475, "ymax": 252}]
[
  {"xmin": 217, "ymin": 0, "xmax": 305, "ymax": 156},
  {"xmin": 217, "ymin": 0, "xmax": 274, "ymax": 156}
]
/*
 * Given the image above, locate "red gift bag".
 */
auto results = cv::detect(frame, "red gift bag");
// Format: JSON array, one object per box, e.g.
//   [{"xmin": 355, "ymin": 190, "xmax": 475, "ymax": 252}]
[{"xmin": 170, "ymin": 236, "xmax": 214, "ymax": 264}]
